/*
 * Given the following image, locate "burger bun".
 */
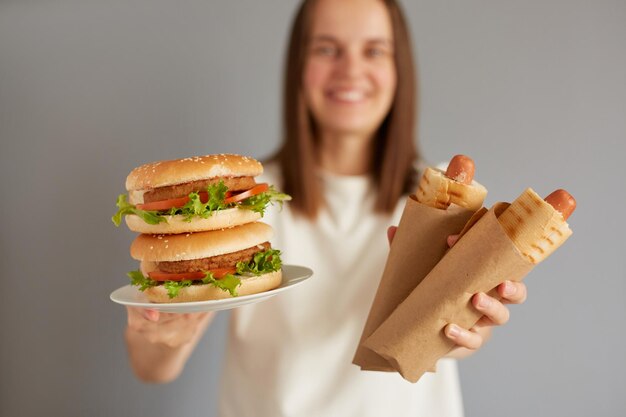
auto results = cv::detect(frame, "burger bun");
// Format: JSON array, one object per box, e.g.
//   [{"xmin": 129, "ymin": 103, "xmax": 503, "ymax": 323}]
[
  {"xmin": 125, "ymin": 208, "xmax": 263, "ymax": 234},
  {"xmin": 130, "ymin": 221, "xmax": 273, "ymax": 262},
  {"xmin": 126, "ymin": 154, "xmax": 263, "ymax": 192},
  {"xmin": 143, "ymin": 270, "xmax": 283, "ymax": 303}
]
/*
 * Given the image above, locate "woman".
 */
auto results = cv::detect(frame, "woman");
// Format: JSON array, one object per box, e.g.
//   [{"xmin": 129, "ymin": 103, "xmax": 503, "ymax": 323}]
[{"xmin": 125, "ymin": 0, "xmax": 527, "ymax": 415}]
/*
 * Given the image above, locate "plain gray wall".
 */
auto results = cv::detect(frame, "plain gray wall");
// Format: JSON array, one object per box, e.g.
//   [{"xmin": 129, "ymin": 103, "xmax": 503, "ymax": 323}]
[{"xmin": 1, "ymin": 1, "xmax": 624, "ymax": 416}]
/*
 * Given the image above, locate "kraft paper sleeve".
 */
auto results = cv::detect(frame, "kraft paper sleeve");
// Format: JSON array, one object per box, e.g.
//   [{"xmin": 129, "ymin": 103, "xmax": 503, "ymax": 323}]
[
  {"xmin": 363, "ymin": 203, "xmax": 534, "ymax": 382},
  {"xmin": 352, "ymin": 195, "xmax": 477, "ymax": 371}
]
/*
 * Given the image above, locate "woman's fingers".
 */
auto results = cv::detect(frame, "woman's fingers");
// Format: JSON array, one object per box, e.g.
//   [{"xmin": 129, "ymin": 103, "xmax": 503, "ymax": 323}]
[
  {"xmin": 445, "ymin": 291, "xmax": 511, "ymax": 349},
  {"xmin": 387, "ymin": 226, "xmax": 397, "ymax": 245},
  {"xmin": 497, "ymin": 281, "xmax": 528, "ymax": 304},
  {"xmin": 444, "ymin": 323, "xmax": 482, "ymax": 350},
  {"xmin": 472, "ymin": 292, "xmax": 510, "ymax": 326},
  {"xmin": 127, "ymin": 308, "xmax": 214, "ymax": 348},
  {"xmin": 445, "ymin": 282, "xmax": 528, "ymax": 352},
  {"xmin": 142, "ymin": 308, "xmax": 160, "ymax": 322},
  {"xmin": 447, "ymin": 234, "xmax": 460, "ymax": 247}
]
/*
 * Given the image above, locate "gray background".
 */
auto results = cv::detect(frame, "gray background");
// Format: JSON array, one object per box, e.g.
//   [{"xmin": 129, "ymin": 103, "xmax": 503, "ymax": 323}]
[{"xmin": 1, "ymin": 1, "xmax": 624, "ymax": 416}]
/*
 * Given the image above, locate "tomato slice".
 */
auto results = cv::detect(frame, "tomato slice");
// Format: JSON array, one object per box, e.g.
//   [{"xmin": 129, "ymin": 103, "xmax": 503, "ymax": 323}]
[
  {"xmin": 148, "ymin": 268, "xmax": 236, "ymax": 282},
  {"xmin": 136, "ymin": 191, "xmax": 209, "ymax": 211},
  {"xmin": 224, "ymin": 183, "xmax": 269, "ymax": 204},
  {"xmin": 210, "ymin": 268, "xmax": 238, "ymax": 279}
]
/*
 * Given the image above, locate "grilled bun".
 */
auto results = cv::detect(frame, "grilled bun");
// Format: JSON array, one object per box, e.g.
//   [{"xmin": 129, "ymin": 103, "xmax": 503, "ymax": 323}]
[
  {"xmin": 497, "ymin": 188, "xmax": 573, "ymax": 264},
  {"xmin": 415, "ymin": 167, "xmax": 487, "ymax": 211}
]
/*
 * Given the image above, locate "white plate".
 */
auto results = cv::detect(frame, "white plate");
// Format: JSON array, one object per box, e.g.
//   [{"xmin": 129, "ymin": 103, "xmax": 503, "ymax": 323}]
[{"xmin": 110, "ymin": 264, "xmax": 313, "ymax": 313}]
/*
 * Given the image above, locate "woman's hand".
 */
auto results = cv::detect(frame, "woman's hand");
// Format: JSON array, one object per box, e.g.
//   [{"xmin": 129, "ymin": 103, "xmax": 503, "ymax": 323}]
[
  {"xmin": 125, "ymin": 307, "xmax": 214, "ymax": 382},
  {"xmin": 386, "ymin": 227, "xmax": 528, "ymax": 358},
  {"xmin": 443, "ymin": 279, "xmax": 527, "ymax": 358},
  {"xmin": 126, "ymin": 307, "xmax": 214, "ymax": 348},
  {"xmin": 442, "ymin": 233, "xmax": 527, "ymax": 357}
]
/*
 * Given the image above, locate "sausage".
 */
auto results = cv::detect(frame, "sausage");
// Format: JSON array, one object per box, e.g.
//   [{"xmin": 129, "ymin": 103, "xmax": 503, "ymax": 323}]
[
  {"xmin": 445, "ymin": 155, "xmax": 475, "ymax": 185},
  {"xmin": 544, "ymin": 189, "xmax": 576, "ymax": 220}
]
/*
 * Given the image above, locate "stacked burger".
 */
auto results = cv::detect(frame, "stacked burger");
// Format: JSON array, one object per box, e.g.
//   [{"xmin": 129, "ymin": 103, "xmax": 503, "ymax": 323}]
[{"xmin": 112, "ymin": 154, "xmax": 290, "ymax": 303}]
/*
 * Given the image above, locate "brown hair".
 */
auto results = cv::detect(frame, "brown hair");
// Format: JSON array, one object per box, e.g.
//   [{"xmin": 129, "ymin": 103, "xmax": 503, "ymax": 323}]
[{"xmin": 276, "ymin": 0, "xmax": 419, "ymax": 218}]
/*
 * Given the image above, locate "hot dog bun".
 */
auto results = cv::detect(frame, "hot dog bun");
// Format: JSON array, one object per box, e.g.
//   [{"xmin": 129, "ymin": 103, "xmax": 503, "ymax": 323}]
[
  {"xmin": 415, "ymin": 167, "xmax": 487, "ymax": 211},
  {"xmin": 497, "ymin": 188, "xmax": 574, "ymax": 264}
]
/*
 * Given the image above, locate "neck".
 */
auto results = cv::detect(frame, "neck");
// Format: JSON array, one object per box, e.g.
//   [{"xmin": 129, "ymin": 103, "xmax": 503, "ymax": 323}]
[{"xmin": 317, "ymin": 131, "xmax": 375, "ymax": 176}]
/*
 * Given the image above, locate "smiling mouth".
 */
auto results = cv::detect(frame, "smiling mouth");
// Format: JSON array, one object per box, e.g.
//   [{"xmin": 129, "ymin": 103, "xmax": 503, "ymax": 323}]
[{"xmin": 327, "ymin": 90, "xmax": 368, "ymax": 103}]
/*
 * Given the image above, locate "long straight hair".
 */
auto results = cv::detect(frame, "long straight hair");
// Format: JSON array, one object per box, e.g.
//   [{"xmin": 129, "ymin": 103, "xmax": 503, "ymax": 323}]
[{"xmin": 276, "ymin": 0, "xmax": 419, "ymax": 219}]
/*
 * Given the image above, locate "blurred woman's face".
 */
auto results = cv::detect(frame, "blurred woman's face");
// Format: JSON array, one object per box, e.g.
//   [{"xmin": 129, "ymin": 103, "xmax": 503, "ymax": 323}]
[{"xmin": 303, "ymin": 0, "xmax": 396, "ymax": 138}]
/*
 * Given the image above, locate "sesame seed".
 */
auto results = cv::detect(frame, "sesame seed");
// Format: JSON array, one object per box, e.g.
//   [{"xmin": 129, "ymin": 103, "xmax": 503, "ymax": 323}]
[{"xmin": 165, "ymin": 245, "xmax": 169, "ymax": 248}]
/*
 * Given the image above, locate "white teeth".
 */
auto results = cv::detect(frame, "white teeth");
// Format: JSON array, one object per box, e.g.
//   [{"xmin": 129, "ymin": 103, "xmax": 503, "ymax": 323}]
[{"xmin": 333, "ymin": 90, "xmax": 365, "ymax": 102}]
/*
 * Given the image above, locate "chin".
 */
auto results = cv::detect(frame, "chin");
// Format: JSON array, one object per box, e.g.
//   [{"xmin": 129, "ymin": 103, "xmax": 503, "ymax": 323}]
[
  {"xmin": 322, "ymin": 117, "xmax": 383, "ymax": 136},
  {"xmin": 315, "ymin": 104, "xmax": 389, "ymax": 135}
]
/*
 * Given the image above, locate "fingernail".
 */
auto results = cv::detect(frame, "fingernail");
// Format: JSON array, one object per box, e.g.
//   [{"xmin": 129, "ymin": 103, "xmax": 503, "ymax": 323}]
[
  {"xmin": 477, "ymin": 293, "xmax": 491, "ymax": 309},
  {"xmin": 504, "ymin": 282, "xmax": 517, "ymax": 296},
  {"xmin": 447, "ymin": 324, "xmax": 461, "ymax": 339}
]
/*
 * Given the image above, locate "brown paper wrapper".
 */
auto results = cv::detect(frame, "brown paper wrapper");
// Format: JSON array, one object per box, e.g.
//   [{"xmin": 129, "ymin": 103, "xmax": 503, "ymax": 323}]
[
  {"xmin": 363, "ymin": 203, "xmax": 534, "ymax": 382},
  {"xmin": 352, "ymin": 195, "xmax": 476, "ymax": 371}
]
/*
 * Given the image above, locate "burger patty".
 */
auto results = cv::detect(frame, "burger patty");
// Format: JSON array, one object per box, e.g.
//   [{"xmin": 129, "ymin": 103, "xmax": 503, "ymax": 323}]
[
  {"xmin": 143, "ymin": 176, "xmax": 257, "ymax": 203},
  {"xmin": 157, "ymin": 242, "xmax": 272, "ymax": 273}
]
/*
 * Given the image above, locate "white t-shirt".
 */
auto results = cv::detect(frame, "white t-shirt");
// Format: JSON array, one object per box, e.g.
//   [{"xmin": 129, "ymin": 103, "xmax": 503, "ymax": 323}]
[{"xmin": 218, "ymin": 162, "xmax": 464, "ymax": 417}]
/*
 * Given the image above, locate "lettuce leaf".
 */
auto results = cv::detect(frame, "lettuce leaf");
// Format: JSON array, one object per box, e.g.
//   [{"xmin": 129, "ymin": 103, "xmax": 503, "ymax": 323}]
[
  {"xmin": 238, "ymin": 186, "xmax": 292, "ymax": 216},
  {"xmin": 163, "ymin": 280, "xmax": 193, "ymax": 298},
  {"xmin": 112, "ymin": 194, "xmax": 167, "ymax": 226},
  {"xmin": 201, "ymin": 272, "xmax": 241, "ymax": 297},
  {"xmin": 236, "ymin": 249, "xmax": 282, "ymax": 275},
  {"xmin": 127, "ymin": 270, "xmax": 158, "ymax": 291},
  {"xmin": 168, "ymin": 181, "xmax": 231, "ymax": 221}
]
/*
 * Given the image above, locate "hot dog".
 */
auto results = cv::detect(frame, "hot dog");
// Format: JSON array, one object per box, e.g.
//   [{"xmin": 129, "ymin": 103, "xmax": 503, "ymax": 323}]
[
  {"xmin": 498, "ymin": 188, "xmax": 575, "ymax": 264},
  {"xmin": 362, "ymin": 188, "xmax": 576, "ymax": 383},
  {"xmin": 445, "ymin": 154, "xmax": 476, "ymax": 185},
  {"xmin": 353, "ymin": 155, "xmax": 486, "ymax": 372},
  {"xmin": 545, "ymin": 189, "xmax": 576, "ymax": 220},
  {"xmin": 416, "ymin": 155, "xmax": 487, "ymax": 211}
]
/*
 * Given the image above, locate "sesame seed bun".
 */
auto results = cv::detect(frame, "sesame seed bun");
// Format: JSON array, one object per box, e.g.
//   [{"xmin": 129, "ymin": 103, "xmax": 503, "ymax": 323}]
[
  {"xmin": 124, "ymin": 208, "xmax": 262, "ymax": 235},
  {"xmin": 130, "ymin": 221, "xmax": 273, "ymax": 262},
  {"xmin": 142, "ymin": 270, "xmax": 283, "ymax": 303},
  {"xmin": 125, "ymin": 154, "xmax": 263, "ymax": 192}
]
